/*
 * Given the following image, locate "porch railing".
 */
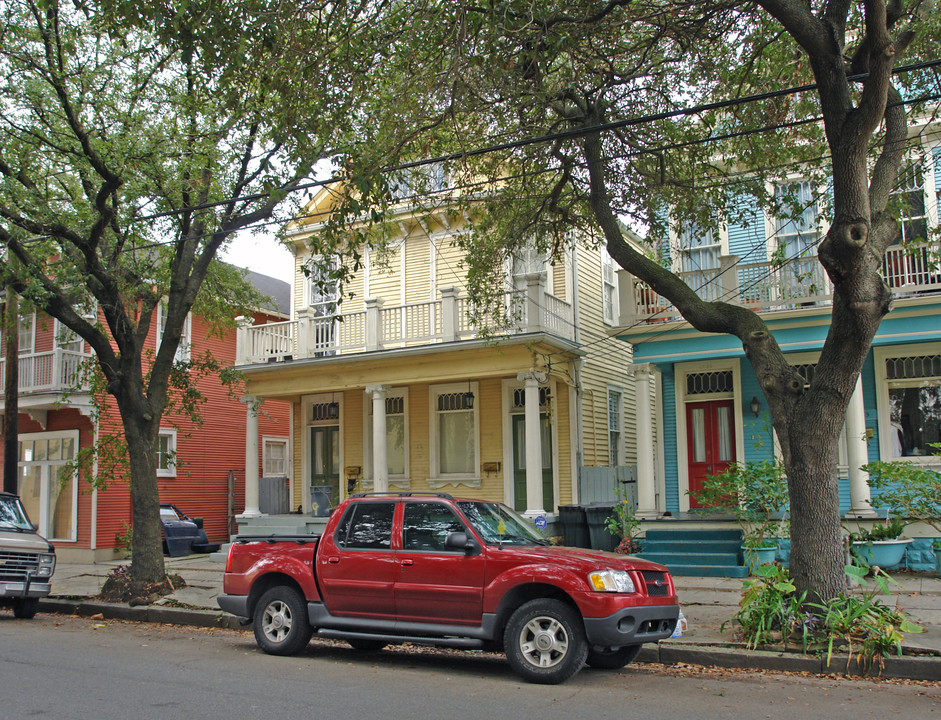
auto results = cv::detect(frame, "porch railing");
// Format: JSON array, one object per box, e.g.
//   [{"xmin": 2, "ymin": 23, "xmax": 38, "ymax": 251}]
[
  {"xmin": 236, "ymin": 273, "xmax": 575, "ymax": 365},
  {"xmin": 0, "ymin": 349, "xmax": 93, "ymax": 394},
  {"xmin": 621, "ymin": 243, "xmax": 941, "ymax": 324}
]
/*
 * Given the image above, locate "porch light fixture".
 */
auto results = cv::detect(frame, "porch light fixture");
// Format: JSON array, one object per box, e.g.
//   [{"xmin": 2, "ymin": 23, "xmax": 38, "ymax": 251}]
[
  {"xmin": 749, "ymin": 396, "xmax": 761, "ymax": 417},
  {"xmin": 327, "ymin": 393, "xmax": 340, "ymax": 419},
  {"xmin": 463, "ymin": 381, "xmax": 475, "ymax": 409}
]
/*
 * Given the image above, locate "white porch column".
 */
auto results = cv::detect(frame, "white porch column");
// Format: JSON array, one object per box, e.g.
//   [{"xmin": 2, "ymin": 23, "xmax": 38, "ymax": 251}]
[
  {"xmin": 846, "ymin": 376, "xmax": 876, "ymax": 517},
  {"xmin": 238, "ymin": 396, "xmax": 263, "ymax": 518},
  {"xmin": 518, "ymin": 371, "xmax": 546, "ymax": 516},
  {"xmin": 630, "ymin": 363, "xmax": 659, "ymax": 519},
  {"xmin": 366, "ymin": 385, "xmax": 389, "ymax": 493}
]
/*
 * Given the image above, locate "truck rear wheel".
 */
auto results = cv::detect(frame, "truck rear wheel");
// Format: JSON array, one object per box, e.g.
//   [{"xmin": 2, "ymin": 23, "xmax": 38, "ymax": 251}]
[
  {"xmin": 503, "ymin": 598, "xmax": 587, "ymax": 684},
  {"xmin": 12, "ymin": 598, "xmax": 39, "ymax": 619},
  {"xmin": 253, "ymin": 586, "xmax": 312, "ymax": 656},
  {"xmin": 586, "ymin": 644, "xmax": 641, "ymax": 669}
]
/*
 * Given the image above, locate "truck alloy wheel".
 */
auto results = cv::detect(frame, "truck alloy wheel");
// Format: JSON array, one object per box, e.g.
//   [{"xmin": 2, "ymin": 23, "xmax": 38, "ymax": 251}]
[
  {"xmin": 253, "ymin": 586, "xmax": 312, "ymax": 656},
  {"xmin": 503, "ymin": 598, "xmax": 588, "ymax": 684}
]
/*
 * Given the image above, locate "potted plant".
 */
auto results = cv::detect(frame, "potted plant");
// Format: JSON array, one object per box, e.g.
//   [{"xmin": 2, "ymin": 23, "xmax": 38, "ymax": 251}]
[
  {"xmin": 848, "ymin": 517, "xmax": 911, "ymax": 568},
  {"xmin": 862, "ymin": 458, "xmax": 941, "ymax": 574},
  {"xmin": 604, "ymin": 486, "xmax": 641, "ymax": 555},
  {"xmin": 690, "ymin": 460, "xmax": 789, "ymax": 573}
]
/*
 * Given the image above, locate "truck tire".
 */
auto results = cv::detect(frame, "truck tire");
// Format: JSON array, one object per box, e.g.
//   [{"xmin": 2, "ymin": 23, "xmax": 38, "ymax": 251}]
[
  {"xmin": 253, "ymin": 586, "xmax": 312, "ymax": 656},
  {"xmin": 503, "ymin": 598, "xmax": 588, "ymax": 684},
  {"xmin": 12, "ymin": 598, "xmax": 39, "ymax": 619},
  {"xmin": 586, "ymin": 644, "xmax": 641, "ymax": 669}
]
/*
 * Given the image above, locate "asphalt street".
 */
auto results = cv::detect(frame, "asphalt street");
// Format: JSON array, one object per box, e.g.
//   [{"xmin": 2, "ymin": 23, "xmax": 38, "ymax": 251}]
[{"xmin": 2, "ymin": 614, "xmax": 938, "ymax": 720}]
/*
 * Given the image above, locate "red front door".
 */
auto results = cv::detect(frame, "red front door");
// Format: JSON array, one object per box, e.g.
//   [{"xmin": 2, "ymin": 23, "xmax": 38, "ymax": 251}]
[{"xmin": 686, "ymin": 400, "xmax": 736, "ymax": 508}]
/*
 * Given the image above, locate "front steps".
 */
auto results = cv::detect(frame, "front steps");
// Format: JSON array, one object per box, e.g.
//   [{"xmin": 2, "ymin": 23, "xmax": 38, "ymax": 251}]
[{"xmin": 637, "ymin": 528, "xmax": 749, "ymax": 577}]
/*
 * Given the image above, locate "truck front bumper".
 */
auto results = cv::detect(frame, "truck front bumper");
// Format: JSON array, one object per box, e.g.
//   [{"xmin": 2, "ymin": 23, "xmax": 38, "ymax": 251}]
[
  {"xmin": 0, "ymin": 580, "xmax": 52, "ymax": 599},
  {"xmin": 582, "ymin": 603, "xmax": 679, "ymax": 648}
]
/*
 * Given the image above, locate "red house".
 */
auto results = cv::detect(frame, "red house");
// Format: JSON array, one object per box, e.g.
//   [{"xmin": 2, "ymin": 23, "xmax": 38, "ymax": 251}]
[{"xmin": 0, "ymin": 270, "xmax": 291, "ymax": 562}]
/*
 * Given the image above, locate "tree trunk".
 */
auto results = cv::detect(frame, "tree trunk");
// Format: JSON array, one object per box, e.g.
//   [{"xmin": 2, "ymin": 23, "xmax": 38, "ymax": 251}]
[
  {"xmin": 116, "ymin": 395, "xmax": 165, "ymax": 585},
  {"xmin": 3, "ymin": 290, "xmax": 18, "ymax": 495}
]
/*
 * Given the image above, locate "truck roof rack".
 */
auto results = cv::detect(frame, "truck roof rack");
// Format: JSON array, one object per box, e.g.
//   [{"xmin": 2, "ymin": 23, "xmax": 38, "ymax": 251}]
[{"xmin": 349, "ymin": 491, "xmax": 454, "ymax": 500}]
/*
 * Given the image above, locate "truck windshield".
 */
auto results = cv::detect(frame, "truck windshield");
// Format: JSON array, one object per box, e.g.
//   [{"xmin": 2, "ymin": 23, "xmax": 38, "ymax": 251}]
[
  {"xmin": 456, "ymin": 501, "xmax": 550, "ymax": 546},
  {"xmin": 0, "ymin": 495, "xmax": 35, "ymax": 532}
]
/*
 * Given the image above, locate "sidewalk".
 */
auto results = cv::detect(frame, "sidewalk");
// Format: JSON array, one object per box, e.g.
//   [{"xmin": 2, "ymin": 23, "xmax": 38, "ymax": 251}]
[{"xmin": 40, "ymin": 556, "xmax": 941, "ymax": 681}]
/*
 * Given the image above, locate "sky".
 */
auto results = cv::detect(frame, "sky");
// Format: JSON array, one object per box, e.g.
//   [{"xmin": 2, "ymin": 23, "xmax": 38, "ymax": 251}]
[{"xmin": 221, "ymin": 230, "xmax": 295, "ymax": 284}]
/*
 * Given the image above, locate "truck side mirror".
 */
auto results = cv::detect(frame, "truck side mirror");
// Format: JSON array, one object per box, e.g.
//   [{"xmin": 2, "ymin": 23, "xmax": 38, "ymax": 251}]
[{"xmin": 445, "ymin": 531, "xmax": 480, "ymax": 555}]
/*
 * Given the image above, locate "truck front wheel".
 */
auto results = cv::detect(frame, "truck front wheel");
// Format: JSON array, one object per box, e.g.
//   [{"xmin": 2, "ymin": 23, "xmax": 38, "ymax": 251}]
[
  {"xmin": 12, "ymin": 598, "xmax": 39, "ymax": 619},
  {"xmin": 503, "ymin": 598, "xmax": 588, "ymax": 684},
  {"xmin": 253, "ymin": 586, "xmax": 312, "ymax": 656}
]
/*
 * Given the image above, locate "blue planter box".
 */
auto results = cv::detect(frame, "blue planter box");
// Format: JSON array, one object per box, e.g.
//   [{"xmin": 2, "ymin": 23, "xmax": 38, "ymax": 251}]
[{"xmin": 852, "ymin": 539, "xmax": 912, "ymax": 568}]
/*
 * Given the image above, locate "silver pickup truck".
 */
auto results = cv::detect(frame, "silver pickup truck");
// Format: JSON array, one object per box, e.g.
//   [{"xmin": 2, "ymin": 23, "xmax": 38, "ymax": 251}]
[{"xmin": 0, "ymin": 492, "xmax": 56, "ymax": 618}]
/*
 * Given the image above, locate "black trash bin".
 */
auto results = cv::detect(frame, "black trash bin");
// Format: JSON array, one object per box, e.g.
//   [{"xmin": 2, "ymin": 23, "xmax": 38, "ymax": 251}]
[
  {"xmin": 557, "ymin": 505, "xmax": 591, "ymax": 548},
  {"xmin": 585, "ymin": 503, "xmax": 618, "ymax": 552},
  {"xmin": 310, "ymin": 486, "xmax": 332, "ymax": 517}
]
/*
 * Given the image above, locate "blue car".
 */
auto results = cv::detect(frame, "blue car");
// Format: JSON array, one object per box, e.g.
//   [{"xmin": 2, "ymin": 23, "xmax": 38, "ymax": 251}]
[{"xmin": 159, "ymin": 503, "xmax": 221, "ymax": 557}]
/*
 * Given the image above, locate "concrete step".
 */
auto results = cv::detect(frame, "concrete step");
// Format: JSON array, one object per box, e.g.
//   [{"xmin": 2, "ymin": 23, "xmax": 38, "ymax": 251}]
[
  {"xmin": 641, "ymin": 539, "xmax": 743, "ymax": 555},
  {"xmin": 645, "ymin": 528, "xmax": 744, "ymax": 542},
  {"xmin": 638, "ymin": 551, "xmax": 743, "ymax": 567},
  {"xmin": 662, "ymin": 563, "xmax": 750, "ymax": 578}
]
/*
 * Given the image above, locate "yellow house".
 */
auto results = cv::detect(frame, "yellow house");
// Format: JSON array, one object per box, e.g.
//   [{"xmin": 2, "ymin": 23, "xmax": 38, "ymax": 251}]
[{"xmin": 233, "ymin": 181, "xmax": 638, "ymax": 529}]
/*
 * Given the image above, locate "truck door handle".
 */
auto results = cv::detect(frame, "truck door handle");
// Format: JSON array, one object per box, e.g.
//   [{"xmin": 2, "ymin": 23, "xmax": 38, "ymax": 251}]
[
  {"xmin": 400, "ymin": 559, "xmax": 414, "ymax": 567},
  {"xmin": 327, "ymin": 556, "xmax": 340, "ymax": 564}
]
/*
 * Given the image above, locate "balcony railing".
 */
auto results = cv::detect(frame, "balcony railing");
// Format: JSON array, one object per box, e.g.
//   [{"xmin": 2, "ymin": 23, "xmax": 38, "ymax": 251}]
[
  {"xmin": 621, "ymin": 243, "xmax": 941, "ymax": 324},
  {"xmin": 236, "ymin": 274, "xmax": 575, "ymax": 365},
  {"xmin": 0, "ymin": 349, "xmax": 93, "ymax": 395}
]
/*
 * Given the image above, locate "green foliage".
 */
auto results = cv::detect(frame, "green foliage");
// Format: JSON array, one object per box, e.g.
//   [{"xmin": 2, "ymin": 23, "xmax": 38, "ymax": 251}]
[
  {"xmin": 848, "ymin": 517, "xmax": 907, "ymax": 543},
  {"xmin": 690, "ymin": 460, "xmax": 789, "ymax": 549},
  {"xmin": 114, "ymin": 523, "xmax": 133, "ymax": 554},
  {"xmin": 604, "ymin": 484, "xmax": 640, "ymax": 543},
  {"xmin": 728, "ymin": 564, "xmax": 922, "ymax": 671},
  {"xmin": 863, "ymin": 459, "xmax": 941, "ymax": 534}
]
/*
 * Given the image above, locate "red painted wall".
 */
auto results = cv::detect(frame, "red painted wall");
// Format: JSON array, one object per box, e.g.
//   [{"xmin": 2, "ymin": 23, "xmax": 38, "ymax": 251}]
[{"xmin": 1, "ymin": 306, "xmax": 290, "ymax": 552}]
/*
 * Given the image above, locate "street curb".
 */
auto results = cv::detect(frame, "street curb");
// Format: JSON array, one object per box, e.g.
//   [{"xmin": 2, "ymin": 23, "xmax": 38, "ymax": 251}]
[
  {"xmin": 39, "ymin": 598, "xmax": 244, "ymax": 630},
  {"xmin": 647, "ymin": 642, "xmax": 940, "ymax": 681},
  {"xmin": 37, "ymin": 599, "xmax": 940, "ymax": 681}
]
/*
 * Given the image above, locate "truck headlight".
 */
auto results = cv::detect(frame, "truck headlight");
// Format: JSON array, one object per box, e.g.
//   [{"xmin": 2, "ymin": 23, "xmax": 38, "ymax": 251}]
[
  {"xmin": 588, "ymin": 570, "xmax": 636, "ymax": 593},
  {"xmin": 36, "ymin": 553, "xmax": 56, "ymax": 578}
]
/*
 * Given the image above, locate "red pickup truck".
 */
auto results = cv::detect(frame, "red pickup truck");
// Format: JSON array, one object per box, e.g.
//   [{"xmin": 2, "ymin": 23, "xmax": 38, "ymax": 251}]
[{"xmin": 219, "ymin": 493, "xmax": 679, "ymax": 684}]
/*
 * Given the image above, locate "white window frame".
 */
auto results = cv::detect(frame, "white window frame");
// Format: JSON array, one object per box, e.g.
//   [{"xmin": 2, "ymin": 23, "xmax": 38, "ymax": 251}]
[
  {"xmin": 263, "ymin": 436, "xmax": 290, "ymax": 477},
  {"xmin": 156, "ymin": 428, "xmax": 177, "ymax": 477},
  {"xmin": 874, "ymin": 341, "xmax": 941, "ymax": 465},
  {"xmin": 18, "ymin": 311, "xmax": 36, "ymax": 354},
  {"xmin": 607, "ymin": 386, "xmax": 624, "ymax": 466},
  {"xmin": 156, "ymin": 300, "xmax": 192, "ymax": 363},
  {"xmin": 364, "ymin": 388, "xmax": 410, "ymax": 487},
  {"xmin": 429, "ymin": 382, "xmax": 480, "ymax": 487},
  {"xmin": 601, "ymin": 248, "xmax": 618, "ymax": 325}
]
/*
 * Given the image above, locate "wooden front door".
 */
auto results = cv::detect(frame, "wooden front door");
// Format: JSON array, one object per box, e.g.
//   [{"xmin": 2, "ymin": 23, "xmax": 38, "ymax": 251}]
[
  {"xmin": 512, "ymin": 414, "xmax": 554, "ymax": 512},
  {"xmin": 686, "ymin": 400, "xmax": 735, "ymax": 508}
]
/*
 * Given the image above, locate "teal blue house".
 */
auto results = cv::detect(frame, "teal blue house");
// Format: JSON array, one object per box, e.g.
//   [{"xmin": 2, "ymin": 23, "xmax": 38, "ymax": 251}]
[{"xmin": 615, "ymin": 141, "xmax": 941, "ymax": 573}]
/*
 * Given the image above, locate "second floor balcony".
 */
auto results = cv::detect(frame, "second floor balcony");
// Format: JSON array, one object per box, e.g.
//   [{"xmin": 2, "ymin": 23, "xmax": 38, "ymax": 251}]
[
  {"xmin": 620, "ymin": 243, "xmax": 941, "ymax": 324},
  {"xmin": 235, "ymin": 274, "xmax": 575, "ymax": 366},
  {"xmin": 0, "ymin": 348, "xmax": 93, "ymax": 396}
]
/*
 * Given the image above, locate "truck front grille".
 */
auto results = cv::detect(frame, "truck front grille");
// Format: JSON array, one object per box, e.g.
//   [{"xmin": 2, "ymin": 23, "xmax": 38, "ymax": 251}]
[
  {"xmin": 0, "ymin": 551, "xmax": 40, "ymax": 582},
  {"xmin": 639, "ymin": 570, "xmax": 671, "ymax": 597}
]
